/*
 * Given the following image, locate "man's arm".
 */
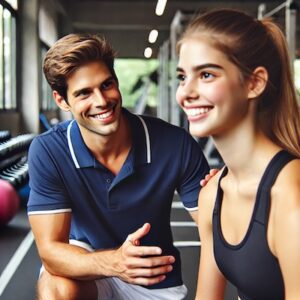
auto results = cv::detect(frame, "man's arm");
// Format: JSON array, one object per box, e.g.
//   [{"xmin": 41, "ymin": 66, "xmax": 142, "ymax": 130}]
[
  {"xmin": 200, "ymin": 169, "xmax": 219, "ymax": 187},
  {"xmin": 30, "ymin": 214, "xmax": 174, "ymax": 286}
]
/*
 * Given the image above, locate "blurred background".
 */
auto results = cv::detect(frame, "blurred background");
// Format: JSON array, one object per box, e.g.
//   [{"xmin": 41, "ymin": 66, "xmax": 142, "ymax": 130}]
[{"xmin": 0, "ymin": 1, "xmax": 299, "ymax": 299}]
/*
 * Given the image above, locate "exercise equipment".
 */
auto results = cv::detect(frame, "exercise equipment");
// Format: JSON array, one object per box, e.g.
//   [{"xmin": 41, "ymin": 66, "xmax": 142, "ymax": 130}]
[
  {"xmin": 0, "ymin": 179, "xmax": 20, "ymax": 226},
  {"xmin": 0, "ymin": 131, "xmax": 11, "ymax": 143},
  {"xmin": 258, "ymin": 0, "xmax": 297, "ymax": 63},
  {"xmin": 0, "ymin": 134, "xmax": 34, "ymax": 189}
]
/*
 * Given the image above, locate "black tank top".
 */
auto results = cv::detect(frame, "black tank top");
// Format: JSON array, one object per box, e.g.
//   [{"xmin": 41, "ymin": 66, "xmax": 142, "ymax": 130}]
[{"xmin": 213, "ymin": 150, "xmax": 296, "ymax": 300}]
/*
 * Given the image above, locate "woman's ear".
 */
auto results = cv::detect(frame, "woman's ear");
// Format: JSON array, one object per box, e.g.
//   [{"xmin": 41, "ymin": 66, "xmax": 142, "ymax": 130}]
[
  {"xmin": 53, "ymin": 90, "xmax": 70, "ymax": 111},
  {"xmin": 247, "ymin": 66, "xmax": 268, "ymax": 99}
]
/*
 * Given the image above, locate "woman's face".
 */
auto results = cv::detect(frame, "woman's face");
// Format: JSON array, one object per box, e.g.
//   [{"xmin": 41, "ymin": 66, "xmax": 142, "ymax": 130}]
[{"xmin": 176, "ymin": 38, "xmax": 251, "ymax": 138}]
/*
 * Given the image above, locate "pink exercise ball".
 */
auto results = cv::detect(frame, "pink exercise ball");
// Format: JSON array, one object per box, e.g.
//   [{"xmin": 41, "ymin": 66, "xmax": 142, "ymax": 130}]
[{"xmin": 0, "ymin": 179, "xmax": 20, "ymax": 226}]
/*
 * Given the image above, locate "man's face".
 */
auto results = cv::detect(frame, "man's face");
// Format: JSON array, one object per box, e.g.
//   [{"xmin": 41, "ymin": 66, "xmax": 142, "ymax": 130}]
[{"xmin": 64, "ymin": 61, "xmax": 123, "ymax": 140}]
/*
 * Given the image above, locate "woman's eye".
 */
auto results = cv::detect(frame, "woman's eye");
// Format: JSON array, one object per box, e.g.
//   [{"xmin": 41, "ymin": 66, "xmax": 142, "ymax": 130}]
[
  {"xmin": 176, "ymin": 74, "xmax": 186, "ymax": 82},
  {"xmin": 201, "ymin": 72, "xmax": 214, "ymax": 79}
]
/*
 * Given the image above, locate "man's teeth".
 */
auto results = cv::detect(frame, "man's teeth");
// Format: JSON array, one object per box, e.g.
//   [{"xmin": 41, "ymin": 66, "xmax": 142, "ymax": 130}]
[
  {"xmin": 93, "ymin": 110, "xmax": 113, "ymax": 119},
  {"xmin": 187, "ymin": 107, "xmax": 211, "ymax": 116}
]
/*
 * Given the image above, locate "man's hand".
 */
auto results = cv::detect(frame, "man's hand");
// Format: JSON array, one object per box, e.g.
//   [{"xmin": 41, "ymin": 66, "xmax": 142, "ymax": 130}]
[
  {"xmin": 200, "ymin": 169, "xmax": 219, "ymax": 187},
  {"xmin": 112, "ymin": 223, "xmax": 175, "ymax": 286}
]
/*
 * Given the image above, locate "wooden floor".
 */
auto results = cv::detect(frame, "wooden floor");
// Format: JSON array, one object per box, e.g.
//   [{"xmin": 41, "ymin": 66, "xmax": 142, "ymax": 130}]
[{"xmin": 0, "ymin": 196, "xmax": 237, "ymax": 300}]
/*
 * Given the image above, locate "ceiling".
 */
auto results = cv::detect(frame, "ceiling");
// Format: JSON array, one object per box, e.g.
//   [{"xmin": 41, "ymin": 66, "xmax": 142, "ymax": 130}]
[{"xmin": 56, "ymin": 0, "xmax": 298, "ymax": 59}]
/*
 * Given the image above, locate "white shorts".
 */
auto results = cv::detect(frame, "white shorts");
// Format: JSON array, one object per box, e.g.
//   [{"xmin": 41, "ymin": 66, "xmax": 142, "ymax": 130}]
[
  {"xmin": 95, "ymin": 277, "xmax": 187, "ymax": 300},
  {"xmin": 41, "ymin": 240, "xmax": 188, "ymax": 300}
]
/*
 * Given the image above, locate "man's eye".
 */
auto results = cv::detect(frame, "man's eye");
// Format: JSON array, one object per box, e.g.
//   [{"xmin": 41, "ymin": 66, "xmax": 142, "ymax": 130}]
[
  {"xmin": 76, "ymin": 90, "xmax": 90, "ymax": 98},
  {"xmin": 102, "ymin": 80, "xmax": 114, "ymax": 90},
  {"xmin": 79, "ymin": 91, "xmax": 90, "ymax": 96}
]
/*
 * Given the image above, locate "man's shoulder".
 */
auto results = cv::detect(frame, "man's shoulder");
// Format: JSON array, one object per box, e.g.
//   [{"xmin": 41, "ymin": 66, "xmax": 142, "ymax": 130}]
[
  {"xmin": 30, "ymin": 120, "xmax": 71, "ymax": 151},
  {"xmin": 37, "ymin": 120, "xmax": 70, "ymax": 139}
]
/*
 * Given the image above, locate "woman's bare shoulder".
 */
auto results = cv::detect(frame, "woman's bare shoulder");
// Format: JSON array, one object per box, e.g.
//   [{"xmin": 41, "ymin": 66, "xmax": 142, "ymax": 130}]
[
  {"xmin": 198, "ymin": 167, "xmax": 225, "ymax": 218},
  {"xmin": 275, "ymin": 158, "xmax": 300, "ymax": 193},
  {"xmin": 272, "ymin": 158, "xmax": 300, "ymax": 214}
]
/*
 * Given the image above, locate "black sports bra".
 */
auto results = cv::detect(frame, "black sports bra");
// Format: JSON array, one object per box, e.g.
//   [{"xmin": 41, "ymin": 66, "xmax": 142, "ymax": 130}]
[{"xmin": 213, "ymin": 150, "xmax": 296, "ymax": 300}]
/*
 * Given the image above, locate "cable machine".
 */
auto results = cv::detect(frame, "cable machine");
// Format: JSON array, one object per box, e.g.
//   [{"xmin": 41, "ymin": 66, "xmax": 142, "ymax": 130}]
[
  {"xmin": 157, "ymin": 2, "xmax": 298, "ymax": 168},
  {"xmin": 258, "ymin": 0, "xmax": 297, "ymax": 64}
]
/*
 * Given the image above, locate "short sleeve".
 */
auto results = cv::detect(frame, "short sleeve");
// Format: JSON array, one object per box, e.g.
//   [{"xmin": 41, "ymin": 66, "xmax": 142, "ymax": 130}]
[
  {"xmin": 27, "ymin": 137, "xmax": 72, "ymax": 214},
  {"xmin": 176, "ymin": 131, "xmax": 209, "ymax": 210}
]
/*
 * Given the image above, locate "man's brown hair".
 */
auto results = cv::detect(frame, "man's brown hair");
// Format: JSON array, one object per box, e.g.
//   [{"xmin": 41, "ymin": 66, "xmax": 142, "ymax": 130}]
[{"xmin": 43, "ymin": 33, "xmax": 117, "ymax": 100}]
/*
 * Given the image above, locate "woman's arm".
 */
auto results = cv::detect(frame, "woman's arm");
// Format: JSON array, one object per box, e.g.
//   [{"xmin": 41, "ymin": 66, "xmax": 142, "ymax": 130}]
[
  {"xmin": 196, "ymin": 177, "xmax": 226, "ymax": 300},
  {"xmin": 272, "ymin": 159, "xmax": 300, "ymax": 300}
]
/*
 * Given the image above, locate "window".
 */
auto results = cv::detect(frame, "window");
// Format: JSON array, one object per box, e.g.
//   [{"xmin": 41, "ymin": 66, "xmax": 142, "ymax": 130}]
[
  {"xmin": 114, "ymin": 58, "xmax": 159, "ymax": 110},
  {"xmin": 40, "ymin": 42, "xmax": 56, "ymax": 111},
  {"xmin": 5, "ymin": 0, "xmax": 17, "ymax": 10},
  {"xmin": 0, "ymin": 0, "xmax": 17, "ymax": 110}
]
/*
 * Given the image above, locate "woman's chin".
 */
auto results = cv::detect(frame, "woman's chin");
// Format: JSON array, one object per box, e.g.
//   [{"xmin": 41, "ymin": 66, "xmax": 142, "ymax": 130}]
[{"xmin": 189, "ymin": 126, "xmax": 210, "ymax": 138}]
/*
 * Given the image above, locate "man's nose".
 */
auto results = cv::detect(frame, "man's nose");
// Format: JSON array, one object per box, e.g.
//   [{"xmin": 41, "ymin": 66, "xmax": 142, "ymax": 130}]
[{"xmin": 94, "ymin": 89, "xmax": 107, "ymax": 106}]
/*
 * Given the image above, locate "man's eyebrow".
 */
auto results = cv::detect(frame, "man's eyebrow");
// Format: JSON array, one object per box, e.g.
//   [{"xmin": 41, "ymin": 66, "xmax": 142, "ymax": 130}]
[
  {"xmin": 176, "ymin": 63, "xmax": 223, "ymax": 72},
  {"xmin": 72, "ymin": 87, "xmax": 91, "ymax": 97},
  {"xmin": 71, "ymin": 76, "xmax": 116, "ymax": 97}
]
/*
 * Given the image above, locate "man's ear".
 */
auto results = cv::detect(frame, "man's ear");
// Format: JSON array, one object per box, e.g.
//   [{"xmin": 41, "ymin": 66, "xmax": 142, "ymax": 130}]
[
  {"xmin": 247, "ymin": 66, "xmax": 268, "ymax": 99},
  {"xmin": 53, "ymin": 90, "xmax": 70, "ymax": 111}
]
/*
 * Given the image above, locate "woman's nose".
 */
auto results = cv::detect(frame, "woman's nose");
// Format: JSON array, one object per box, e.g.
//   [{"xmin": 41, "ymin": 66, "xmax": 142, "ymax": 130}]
[{"xmin": 181, "ymin": 79, "xmax": 199, "ymax": 100}]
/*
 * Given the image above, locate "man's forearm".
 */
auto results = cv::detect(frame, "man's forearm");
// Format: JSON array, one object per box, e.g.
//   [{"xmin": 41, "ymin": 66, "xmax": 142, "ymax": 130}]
[
  {"xmin": 41, "ymin": 242, "xmax": 116, "ymax": 280},
  {"xmin": 38, "ymin": 223, "xmax": 175, "ymax": 286}
]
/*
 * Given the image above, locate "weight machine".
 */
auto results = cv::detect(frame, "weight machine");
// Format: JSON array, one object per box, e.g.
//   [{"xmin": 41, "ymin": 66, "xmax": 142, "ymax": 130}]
[{"xmin": 157, "ymin": 2, "xmax": 298, "ymax": 168}]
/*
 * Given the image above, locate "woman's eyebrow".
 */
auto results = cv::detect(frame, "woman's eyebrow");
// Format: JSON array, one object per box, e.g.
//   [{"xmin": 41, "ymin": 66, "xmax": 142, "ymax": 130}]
[{"xmin": 176, "ymin": 63, "xmax": 223, "ymax": 73}]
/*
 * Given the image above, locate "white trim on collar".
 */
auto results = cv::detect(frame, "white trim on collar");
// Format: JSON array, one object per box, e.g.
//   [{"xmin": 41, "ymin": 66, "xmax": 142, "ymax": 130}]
[
  {"xmin": 136, "ymin": 115, "xmax": 151, "ymax": 163},
  {"xmin": 67, "ymin": 115, "xmax": 151, "ymax": 167},
  {"xmin": 67, "ymin": 120, "xmax": 80, "ymax": 169}
]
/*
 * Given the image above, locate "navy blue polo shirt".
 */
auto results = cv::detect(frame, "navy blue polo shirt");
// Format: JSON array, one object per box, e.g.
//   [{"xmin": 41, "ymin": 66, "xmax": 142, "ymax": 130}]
[{"xmin": 27, "ymin": 109, "xmax": 209, "ymax": 289}]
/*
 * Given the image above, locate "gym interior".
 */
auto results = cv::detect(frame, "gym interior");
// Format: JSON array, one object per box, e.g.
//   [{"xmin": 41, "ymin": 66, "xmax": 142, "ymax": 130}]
[{"xmin": 0, "ymin": 0, "xmax": 298, "ymax": 299}]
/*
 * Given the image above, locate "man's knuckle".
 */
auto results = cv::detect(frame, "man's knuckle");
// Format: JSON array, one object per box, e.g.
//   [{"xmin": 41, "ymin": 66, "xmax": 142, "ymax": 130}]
[{"xmin": 146, "ymin": 260, "xmax": 155, "ymax": 268}]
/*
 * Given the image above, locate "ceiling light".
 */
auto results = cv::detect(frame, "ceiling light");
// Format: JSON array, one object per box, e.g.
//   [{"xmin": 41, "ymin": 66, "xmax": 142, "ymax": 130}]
[
  {"xmin": 155, "ymin": 0, "xmax": 167, "ymax": 16},
  {"xmin": 148, "ymin": 30, "xmax": 158, "ymax": 44},
  {"xmin": 144, "ymin": 47, "xmax": 152, "ymax": 58}
]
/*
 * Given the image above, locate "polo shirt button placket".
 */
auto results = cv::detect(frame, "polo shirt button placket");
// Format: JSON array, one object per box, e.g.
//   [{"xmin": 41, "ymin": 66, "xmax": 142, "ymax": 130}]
[
  {"xmin": 106, "ymin": 176, "xmax": 117, "ymax": 210},
  {"xmin": 105, "ymin": 178, "xmax": 111, "ymax": 188}
]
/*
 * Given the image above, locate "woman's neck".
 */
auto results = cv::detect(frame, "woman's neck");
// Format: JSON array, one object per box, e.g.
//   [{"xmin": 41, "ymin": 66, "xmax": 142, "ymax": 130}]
[{"xmin": 213, "ymin": 125, "xmax": 280, "ymax": 181}]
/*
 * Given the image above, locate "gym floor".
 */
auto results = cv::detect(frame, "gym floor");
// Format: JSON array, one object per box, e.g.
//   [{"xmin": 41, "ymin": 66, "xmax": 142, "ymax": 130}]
[{"xmin": 0, "ymin": 195, "xmax": 238, "ymax": 300}]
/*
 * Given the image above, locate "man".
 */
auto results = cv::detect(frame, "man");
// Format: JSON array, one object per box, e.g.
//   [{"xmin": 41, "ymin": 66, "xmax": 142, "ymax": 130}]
[{"xmin": 27, "ymin": 34, "xmax": 209, "ymax": 299}]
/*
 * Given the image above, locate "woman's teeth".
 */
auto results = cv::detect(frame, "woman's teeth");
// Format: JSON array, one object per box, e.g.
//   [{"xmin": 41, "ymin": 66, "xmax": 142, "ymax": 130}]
[{"xmin": 187, "ymin": 107, "xmax": 211, "ymax": 116}]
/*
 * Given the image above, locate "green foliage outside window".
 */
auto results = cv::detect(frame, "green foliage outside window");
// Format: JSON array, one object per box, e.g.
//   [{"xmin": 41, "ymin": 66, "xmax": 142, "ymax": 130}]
[{"xmin": 114, "ymin": 58, "xmax": 159, "ymax": 109}]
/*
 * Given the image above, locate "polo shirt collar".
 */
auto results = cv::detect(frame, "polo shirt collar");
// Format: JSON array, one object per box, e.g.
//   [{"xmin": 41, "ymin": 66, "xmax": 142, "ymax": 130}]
[
  {"xmin": 67, "ymin": 120, "xmax": 94, "ymax": 168},
  {"xmin": 67, "ymin": 108, "xmax": 151, "ymax": 169}
]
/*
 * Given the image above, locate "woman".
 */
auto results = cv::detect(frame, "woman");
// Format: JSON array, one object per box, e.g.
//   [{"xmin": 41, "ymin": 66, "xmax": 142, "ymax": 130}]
[{"xmin": 176, "ymin": 9, "xmax": 300, "ymax": 300}]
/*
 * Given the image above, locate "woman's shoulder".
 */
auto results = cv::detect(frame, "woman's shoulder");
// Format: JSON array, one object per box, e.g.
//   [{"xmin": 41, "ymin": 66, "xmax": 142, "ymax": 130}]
[
  {"xmin": 271, "ymin": 158, "xmax": 300, "ymax": 265},
  {"xmin": 275, "ymin": 157, "xmax": 300, "ymax": 191},
  {"xmin": 198, "ymin": 167, "xmax": 225, "ymax": 218},
  {"xmin": 272, "ymin": 157, "xmax": 300, "ymax": 213}
]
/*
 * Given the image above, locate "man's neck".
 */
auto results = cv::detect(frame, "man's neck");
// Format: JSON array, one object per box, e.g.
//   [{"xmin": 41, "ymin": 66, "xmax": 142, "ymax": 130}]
[{"xmin": 82, "ymin": 113, "xmax": 132, "ymax": 175}]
